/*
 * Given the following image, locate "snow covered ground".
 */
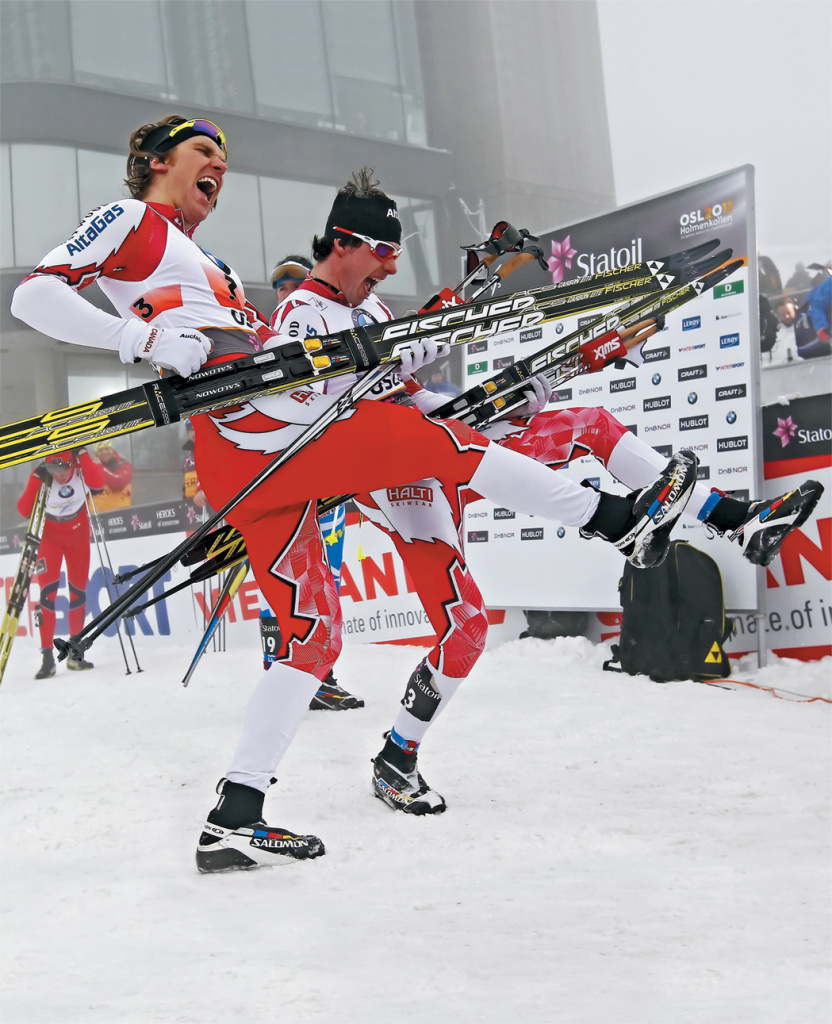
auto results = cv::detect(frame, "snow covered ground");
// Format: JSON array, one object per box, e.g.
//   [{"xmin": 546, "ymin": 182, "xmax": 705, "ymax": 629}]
[{"xmin": 1, "ymin": 636, "xmax": 830, "ymax": 1024}]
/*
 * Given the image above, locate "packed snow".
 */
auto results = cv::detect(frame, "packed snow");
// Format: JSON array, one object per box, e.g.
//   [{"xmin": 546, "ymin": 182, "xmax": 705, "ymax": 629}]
[{"xmin": 1, "ymin": 634, "xmax": 829, "ymax": 1024}]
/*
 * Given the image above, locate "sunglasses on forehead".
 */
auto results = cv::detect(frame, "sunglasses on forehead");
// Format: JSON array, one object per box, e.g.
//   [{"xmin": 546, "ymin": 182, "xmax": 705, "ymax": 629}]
[
  {"xmin": 141, "ymin": 119, "xmax": 227, "ymax": 160},
  {"xmin": 334, "ymin": 227, "xmax": 402, "ymax": 262}
]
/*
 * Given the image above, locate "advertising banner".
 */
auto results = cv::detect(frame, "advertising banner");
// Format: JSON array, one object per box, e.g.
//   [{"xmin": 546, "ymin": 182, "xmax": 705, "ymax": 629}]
[{"xmin": 461, "ymin": 166, "xmax": 761, "ymax": 612}]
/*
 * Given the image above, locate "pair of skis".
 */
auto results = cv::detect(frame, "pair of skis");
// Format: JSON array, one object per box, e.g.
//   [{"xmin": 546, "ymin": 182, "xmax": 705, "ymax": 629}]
[{"xmin": 0, "ymin": 239, "xmax": 729, "ymax": 471}]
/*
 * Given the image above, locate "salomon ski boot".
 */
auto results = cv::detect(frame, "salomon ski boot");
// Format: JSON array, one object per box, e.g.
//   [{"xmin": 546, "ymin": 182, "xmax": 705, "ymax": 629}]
[
  {"xmin": 728, "ymin": 480, "xmax": 824, "ymax": 566},
  {"xmin": 309, "ymin": 670, "xmax": 364, "ymax": 711},
  {"xmin": 581, "ymin": 450, "xmax": 698, "ymax": 569},
  {"xmin": 34, "ymin": 649, "xmax": 56, "ymax": 679},
  {"xmin": 371, "ymin": 732, "xmax": 446, "ymax": 815},
  {"xmin": 196, "ymin": 779, "xmax": 325, "ymax": 873}
]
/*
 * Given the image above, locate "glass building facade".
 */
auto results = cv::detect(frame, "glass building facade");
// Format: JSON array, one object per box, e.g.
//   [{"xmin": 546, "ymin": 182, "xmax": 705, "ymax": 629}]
[{"xmin": 0, "ymin": 0, "xmax": 615, "ymax": 521}]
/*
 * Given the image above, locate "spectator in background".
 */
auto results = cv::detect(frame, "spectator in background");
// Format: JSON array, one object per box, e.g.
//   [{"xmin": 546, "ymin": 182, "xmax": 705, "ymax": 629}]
[
  {"xmin": 90, "ymin": 440, "xmax": 133, "ymax": 512},
  {"xmin": 17, "ymin": 449, "xmax": 103, "ymax": 678},
  {"xmin": 270, "ymin": 254, "xmax": 312, "ymax": 303},
  {"xmin": 775, "ymin": 276, "xmax": 832, "ymax": 359},
  {"xmin": 182, "ymin": 418, "xmax": 206, "ymax": 510},
  {"xmin": 423, "ymin": 368, "xmax": 460, "ymax": 398}
]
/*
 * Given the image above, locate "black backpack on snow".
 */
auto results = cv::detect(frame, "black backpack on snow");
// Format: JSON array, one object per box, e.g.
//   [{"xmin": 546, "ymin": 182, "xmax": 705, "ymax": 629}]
[{"xmin": 604, "ymin": 541, "xmax": 733, "ymax": 683}]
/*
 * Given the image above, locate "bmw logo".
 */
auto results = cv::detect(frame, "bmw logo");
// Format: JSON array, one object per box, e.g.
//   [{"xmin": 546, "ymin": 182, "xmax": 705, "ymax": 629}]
[
  {"xmin": 726, "ymin": 410, "xmax": 737, "ymax": 424},
  {"xmin": 687, "ymin": 392, "xmax": 698, "ymax": 404},
  {"xmin": 557, "ymin": 526, "xmax": 566, "ymax": 539},
  {"xmin": 555, "ymin": 323, "xmax": 564, "ymax": 334},
  {"xmin": 651, "ymin": 372, "xmax": 662, "ymax": 385}
]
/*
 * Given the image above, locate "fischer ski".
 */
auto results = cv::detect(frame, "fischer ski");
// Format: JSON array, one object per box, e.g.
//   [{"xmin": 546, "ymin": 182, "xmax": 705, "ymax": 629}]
[
  {"xmin": 0, "ymin": 480, "xmax": 48, "ymax": 684},
  {"xmin": 0, "ymin": 241, "xmax": 728, "ymax": 470}
]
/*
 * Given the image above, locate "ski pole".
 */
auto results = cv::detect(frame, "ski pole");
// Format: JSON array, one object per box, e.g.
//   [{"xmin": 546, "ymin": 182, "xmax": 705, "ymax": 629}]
[
  {"xmin": 54, "ymin": 359, "xmax": 400, "ymax": 662},
  {"xmin": 80, "ymin": 476, "xmax": 143, "ymax": 674}
]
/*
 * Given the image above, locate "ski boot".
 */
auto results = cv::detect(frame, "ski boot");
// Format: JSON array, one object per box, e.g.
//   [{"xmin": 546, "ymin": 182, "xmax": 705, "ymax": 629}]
[
  {"xmin": 67, "ymin": 655, "xmax": 94, "ymax": 671},
  {"xmin": 371, "ymin": 731, "xmax": 446, "ymax": 815},
  {"xmin": 309, "ymin": 670, "xmax": 365, "ymax": 711},
  {"xmin": 581, "ymin": 450, "xmax": 698, "ymax": 569},
  {"xmin": 196, "ymin": 779, "xmax": 325, "ymax": 873},
  {"xmin": 726, "ymin": 480, "xmax": 824, "ymax": 566},
  {"xmin": 34, "ymin": 649, "xmax": 56, "ymax": 679}
]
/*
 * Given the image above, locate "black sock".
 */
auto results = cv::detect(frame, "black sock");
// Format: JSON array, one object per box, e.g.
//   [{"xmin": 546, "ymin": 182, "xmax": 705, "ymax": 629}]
[
  {"xmin": 582, "ymin": 491, "xmax": 635, "ymax": 542},
  {"xmin": 208, "ymin": 780, "xmax": 266, "ymax": 828},
  {"xmin": 380, "ymin": 734, "xmax": 417, "ymax": 773},
  {"xmin": 704, "ymin": 494, "xmax": 749, "ymax": 533}
]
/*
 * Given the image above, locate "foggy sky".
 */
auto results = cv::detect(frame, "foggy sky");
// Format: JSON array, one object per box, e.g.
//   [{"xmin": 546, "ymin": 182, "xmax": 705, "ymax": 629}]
[{"xmin": 598, "ymin": 0, "xmax": 831, "ymax": 273}]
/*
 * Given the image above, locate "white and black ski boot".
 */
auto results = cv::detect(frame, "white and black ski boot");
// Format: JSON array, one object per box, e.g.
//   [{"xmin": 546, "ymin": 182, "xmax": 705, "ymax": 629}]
[
  {"xmin": 196, "ymin": 779, "xmax": 325, "ymax": 873},
  {"xmin": 727, "ymin": 480, "xmax": 824, "ymax": 566},
  {"xmin": 581, "ymin": 450, "xmax": 698, "ymax": 569},
  {"xmin": 309, "ymin": 670, "xmax": 365, "ymax": 711},
  {"xmin": 371, "ymin": 731, "xmax": 446, "ymax": 815},
  {"xmin": 66, "ymin": 655, "xmax": 94, "ymax": 671},
  {"xmin": 34, "ymin": 649, "xmax": 56, "ymax": 679}
]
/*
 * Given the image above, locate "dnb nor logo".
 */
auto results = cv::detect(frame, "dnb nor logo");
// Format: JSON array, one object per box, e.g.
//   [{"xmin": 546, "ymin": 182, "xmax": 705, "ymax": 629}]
[
  {"xmin": 714, "ymin": 280, "xmax": 744, "ymax": 299},
  {"xmin": 548, "ymin": 235, "xmax": 643, "ymax": 282}
]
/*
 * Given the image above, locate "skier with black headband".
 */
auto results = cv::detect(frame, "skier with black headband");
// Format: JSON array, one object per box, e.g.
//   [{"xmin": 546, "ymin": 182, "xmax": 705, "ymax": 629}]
[
  {"xmin": 10, "ymin": 114, "xmax": 717, "ymax": 873},
  {"xmin": 271, "ymin": 169, "xmax": 824, "ymax": 826}
]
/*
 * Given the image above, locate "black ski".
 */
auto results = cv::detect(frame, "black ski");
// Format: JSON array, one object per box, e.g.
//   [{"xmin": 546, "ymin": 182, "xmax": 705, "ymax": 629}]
[{"xmin": 0, "ymin": 241, "xmax": 727, "ymax": 470}]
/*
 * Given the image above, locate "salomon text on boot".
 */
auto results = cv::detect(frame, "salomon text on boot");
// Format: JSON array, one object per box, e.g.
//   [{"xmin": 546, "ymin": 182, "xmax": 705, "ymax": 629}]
[
  {"xmin": 196, "ymin": 779, "xmax": 325, "ymax": 873},
  {"xmin": 581, "ymin": 450, "xmax": 698, "ymax": 568},
  {"xmin": 309, "ymin": 669, "xmax": 365, "ymax": 711},
  {"xmin": 371, "ymin": 729, "xmax": 446, "ymax": 815}
]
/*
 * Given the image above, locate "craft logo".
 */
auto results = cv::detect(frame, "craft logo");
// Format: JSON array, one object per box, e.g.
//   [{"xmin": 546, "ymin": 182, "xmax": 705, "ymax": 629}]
[
  {"xmin": 577, "ymin": 316, "xmax": 598, "ymax": 329},
  {"xmin": 466, "ymin": 531, "xmax": 489, "ymax": 543},
  {"xmin": 643, "ymin": 346, "xmax": 670, "ymax": 363},
  {"xmin": 521, "ymin": 528, "xmax": 545, "ymax": 541},
  {"xmin": 610, "ymin": 377, "xmax": 636, "ymax": 393},
  {"xmin": 520, "ymin": 328, "xmax": 542, "ymax": 344},
  {"xmin": 716, "ymin": 383, "xmax": 747, "ymax": 401},
  {"xmin": 493, "ymin": 508, "xmax": 516, "ymax": 520},
  {"xmin": 682, "ymin": 316, "xmax": 701, "ymax": 331},
  {"xmin": 551, "ymin": 388, "xmax": 573, "ymax": 403},
  {"xmin": 610, "ymin": 403, "xmax": 636, "ymax": 414},
  {"xmin": 467, "ymin": 340, "xmax": 487, "ymax": 355},
  {"xmin": 679, "ymin": 365, "xmax": 707, "ymax": 381},
  {"xmin": 679, "ymin": 199, "xmax": 734, "ymax": 237},
  {"xmin": 492, "ymin": 356, "xmax": 514, "ymax": 370},
  {"xmin": 388, "ymin": 484, "xmax": 433, "ymax": 504},
  {"xmin": 680, "ymin": 414, "xmax": 709, "ymax": 430},
  {"xmin": 719, "ymin": 333, "xmax": 740, "ymax": 349},
  {"xmin": 714, "ymin": 280, "xmax": 744, "ymax": 300},
  {"xmin": 548, "ymin": 234, "xmax": 644, "ymax": 282},
  {"xmin": 467, "ymin": 361, "xmax": 487, "ymax": 374},
  {"xmin": 716, "ymin": 361, "xmax": 745, "ymax": 371},
  {"xmin": 644, "ymin": 396, "xmax": 671, "ymax": 412},
  {"xmin": 717, "ymin": 435, "xmax": 749, "ymax": 452}
]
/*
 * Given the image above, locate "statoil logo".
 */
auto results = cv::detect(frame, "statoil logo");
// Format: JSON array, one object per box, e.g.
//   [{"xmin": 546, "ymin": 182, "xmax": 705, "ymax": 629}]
[
  {"xmin": 548, "ymin": 235, "xmax": 644, "ymax": 282},
  {"xmin": 679, "ymin": 199, "xmax": 734, "ymax": 237}
]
